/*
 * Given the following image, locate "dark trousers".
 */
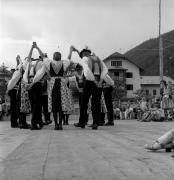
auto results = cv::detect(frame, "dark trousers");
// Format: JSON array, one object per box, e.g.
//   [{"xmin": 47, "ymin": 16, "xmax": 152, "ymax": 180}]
[
  {"xmin": 79, "ymin": 80, "xmax": 102, "ymax": 125},
  {"xmin": 28, "ymin": 82, "xmax": 42, "ymax": 126},
  {"xmin": 8, "ymin": 89, "xmax": 18, "ymax": 126},
  {"xmin": 103, "ymin": 86, "xmax": 114, "ymax": 123},
  {"xmin": 42, "ymin": 95, "xmax": 50, "ymax": 122},
  {"xmin": 19, "ymin": 113, "xmax": 27, "ymax": 126}
]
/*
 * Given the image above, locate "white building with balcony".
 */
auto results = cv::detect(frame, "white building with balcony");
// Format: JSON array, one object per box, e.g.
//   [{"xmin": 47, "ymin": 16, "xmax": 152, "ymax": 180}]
[{"xmin": 103, "ymin": 52, "xmax": 142, "ymax": 98}]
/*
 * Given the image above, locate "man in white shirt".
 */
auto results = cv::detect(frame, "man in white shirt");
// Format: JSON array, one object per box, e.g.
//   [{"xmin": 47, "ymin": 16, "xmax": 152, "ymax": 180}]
[
  {"xmin": 25, "ymin": 43, "xmax": 45, "ymax": 130},
  {"xmin": 69, "ymin": 46, "xmax": 108, "ymax": 129}
]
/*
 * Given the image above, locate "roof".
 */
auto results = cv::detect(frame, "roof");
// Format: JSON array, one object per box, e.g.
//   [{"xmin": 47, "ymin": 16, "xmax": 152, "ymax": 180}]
[
  {"xmin": 103, "ymin": 52, "xmax": 143, "ymax": 70},
  {"xmin": 108, "ymin": 67, "xmax": 127, "ymax": 71},
  {"xmin": 140, "ymin": 76, "xmax": 174, "ymax": 85}
]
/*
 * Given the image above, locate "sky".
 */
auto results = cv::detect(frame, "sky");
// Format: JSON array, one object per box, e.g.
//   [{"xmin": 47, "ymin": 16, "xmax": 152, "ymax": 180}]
[{"xmin": 0, "ymin": 0, "xmax": 174, "ymax": 68}]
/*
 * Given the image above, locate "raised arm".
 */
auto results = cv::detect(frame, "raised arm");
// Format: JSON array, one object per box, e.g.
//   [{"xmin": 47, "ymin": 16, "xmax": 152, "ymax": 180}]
[
  {"xmin": 67, "ymin": 45, "xmax": 78, "ymax": 60},
  {"xmin": 28, "ymin": 44, "xmax": 34, "ymax": 62},
  {"xmin": 35, "ymin": 43, "xmax": 45, "ymax": 58}
]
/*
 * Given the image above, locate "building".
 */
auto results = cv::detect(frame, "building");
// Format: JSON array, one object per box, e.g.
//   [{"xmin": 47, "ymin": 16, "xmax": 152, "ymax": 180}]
[
  {"xmin": 103, "ymin": 52, "xmax": 174, "ymax": 99},
  {"xmin": 103, "ymin": 52, "xmax": 143, "ymax": 98},
  {"xmin": 140, "ymin": 75, "xmax": 174, "ymax": 97}
]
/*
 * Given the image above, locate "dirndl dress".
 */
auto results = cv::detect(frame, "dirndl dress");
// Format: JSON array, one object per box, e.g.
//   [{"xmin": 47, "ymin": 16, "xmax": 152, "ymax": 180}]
[
  {"xmin": 20, "ymin": 81, "xmax": 31, "ymax": 113},
  {"xmin": 47, "ymin": 62, "xmax": 73, "ymax": 113},
  {"xmin": 161, "ymin": 96, "xmax": 174, "ymax": 110}
]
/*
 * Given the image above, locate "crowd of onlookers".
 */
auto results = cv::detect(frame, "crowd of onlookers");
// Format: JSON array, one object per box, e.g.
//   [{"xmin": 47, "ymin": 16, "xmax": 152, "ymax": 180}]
[
  {"xmin": 0, "ymin": 96, "xmax": 10, "ymax": 120},
  {"xmin": 113, "ymin": 97, "xmax": 173, "ymax": 122},
  {"xmin": 1, "ymin": 79, "xmax": 174, "ymax": 123},
  {"xmin": 1, "ymin": 94, "xmax": 174, "ymax": 122}
]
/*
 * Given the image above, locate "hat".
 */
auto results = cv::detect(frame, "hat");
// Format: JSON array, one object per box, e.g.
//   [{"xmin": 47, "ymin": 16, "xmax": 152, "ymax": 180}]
[{"xmin": 79, "ymin": 48, "xmax": 91, "ymax": 58}]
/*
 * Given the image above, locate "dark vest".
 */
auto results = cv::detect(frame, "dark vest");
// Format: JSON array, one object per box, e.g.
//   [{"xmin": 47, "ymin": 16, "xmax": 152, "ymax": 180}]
[
  {"xmin": 49, "ymin": 61, "xmax": 64, "ymax": 77},
  {"xmin": 88, "ymin": 55, "xmax": 102, "ymax": 76}
]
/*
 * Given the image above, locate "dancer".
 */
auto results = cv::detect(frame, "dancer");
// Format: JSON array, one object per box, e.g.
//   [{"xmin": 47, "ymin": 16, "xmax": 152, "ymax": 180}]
[
  {"xmin": 69, "ymin": 46, "xmax": 108, "ymax": 129},
  {"xmin": 27, "ymin": 43, "xmax": 74, "ymax": 130},
  {"xmin": 25, "ymin": 43, "xmax": 44, "ymax": 130},
  {"xmin": 8, "ymin": 55, "xmax": 30, "ymax": 129},
  {"xmin": 73, "ymin": 64, "xmax": 88, "ymax": 125},
  {"xmin": 7, "ymin": 56, "xmax": 21, "ymax": 128}
]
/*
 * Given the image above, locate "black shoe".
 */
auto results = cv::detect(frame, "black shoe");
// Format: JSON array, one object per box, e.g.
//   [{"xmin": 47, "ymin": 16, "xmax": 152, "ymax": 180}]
[
  {"xmin": 105, "ymin": 122, "xmax": 114, "ymax": 126},
  {"xmin": 74, "ymin": 123, "xmax": 85, "ymax": 128},
  {"xmin": 20, "ymin": 123, "xmax": 30, "ymax": 129},
  {"xmin": 11, "ymin": 124, "xmax": 18, "ymax": 128},
  {"xmin": 45, "ymin": 120, "xmax": 52, "ymax": 125},
  {"xmin": 92, "ymin": 124, "xmax": 98, "ymax": 130},
  {"xmin": 98, "ymin": 122, "xmax": 105, "ymax": 126},
  {"xmin": 54, "ymin": 124, "xmax": 59, "ymax": 130},
  {"xmin": 39, "ymin": 122, "xmax": 44, "ymax": 129},
  {"xmin": 30, "ymin": 125, "xmax": 41, "ymax": 130},
  {"xmin": 166, "ymin": 148, "xmax": 172, "ymax": 152},
  {"xmin": 59, "ymin": 124, "xmax": 63, "ymax": 130}
]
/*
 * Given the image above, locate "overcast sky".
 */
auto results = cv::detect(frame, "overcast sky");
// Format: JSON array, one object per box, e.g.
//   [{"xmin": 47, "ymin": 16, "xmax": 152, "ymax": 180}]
[{"xmin": 0, "ymin": 0, "xmax": 174, "ymax": 68}]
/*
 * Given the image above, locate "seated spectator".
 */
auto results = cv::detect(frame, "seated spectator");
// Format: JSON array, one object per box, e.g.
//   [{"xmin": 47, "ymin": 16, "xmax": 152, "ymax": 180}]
[
  {"xmin": 114, "ymin": 107, "xmax": 120, "ymax": 120},
  {"xmin": 120, "ymin": 105, "xmax": 126, "ymax": 120},
  {"xmin": 145, "ymin": 128, "xmax": 174, "ymax": 152},
  {"xmin": 140, "ymin": 103, "xmax": 165, "ymax": 122},
  {"xmin": 140, "ymin": 97, "xmax": 148, "ymax": 112}
]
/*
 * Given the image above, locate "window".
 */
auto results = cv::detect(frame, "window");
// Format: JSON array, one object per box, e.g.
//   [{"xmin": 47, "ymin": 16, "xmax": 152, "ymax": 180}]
[
  {"xmin": 146, "ymin": 90, "xmax": 149, "ymax": 95},
  {"xmin": 153, "ymin": 89, "xmax": 157, "ymax": 96},
  {"xmin": 126, "ymin": 84, "xmax": 133, "ymax": 90},
  {"xmin": 114, "ymin": 72, "xmax": 119, "ymax": 76},
  {"xmin": 126, "ymin": 72, "xmax": 133, "ymax": 78},
  {"xmin": 111, "ymin": 61, "xmax": 122, "ymax": 67}
]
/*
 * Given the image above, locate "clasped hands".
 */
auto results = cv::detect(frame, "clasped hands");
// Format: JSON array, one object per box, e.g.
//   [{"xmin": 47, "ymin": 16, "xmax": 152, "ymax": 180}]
[
  {"xmin": 94, "ymin": 79, "xmax": 103, "ymax": 88},
  {"xmin": 70, "ymin": 45, "xmax": 78, "ymax": 53}
]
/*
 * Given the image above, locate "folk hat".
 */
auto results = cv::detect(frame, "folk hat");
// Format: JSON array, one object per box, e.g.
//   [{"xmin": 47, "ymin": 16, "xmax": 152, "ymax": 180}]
[{"xmin": 79, "ymin": 48, "xmax": 91, "ymax": 58}]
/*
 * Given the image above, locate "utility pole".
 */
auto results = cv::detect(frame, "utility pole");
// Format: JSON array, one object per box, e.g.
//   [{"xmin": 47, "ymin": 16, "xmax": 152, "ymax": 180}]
[{"xmin": 159, "ymin": 0, "xmax": 163, "ymax": 81}]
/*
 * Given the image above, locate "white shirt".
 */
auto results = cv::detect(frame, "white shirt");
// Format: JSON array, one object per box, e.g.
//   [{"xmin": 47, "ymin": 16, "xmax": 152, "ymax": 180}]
[
  {"xmin": 7, "ymin": 69, "xmax": 21, "ymax": 91},
  {"xmin": 32, "ymin": 58, "xmax": 71, "ymax": 84},
  {"xmin": 78, "ymin": 56, "xmax": 108, "ymax": 81}
]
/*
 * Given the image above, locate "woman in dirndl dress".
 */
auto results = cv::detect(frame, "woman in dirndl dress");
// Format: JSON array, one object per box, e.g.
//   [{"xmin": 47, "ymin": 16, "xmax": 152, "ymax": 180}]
[
  {"xmin": 160, "ymin": 80, "xmax": 174, "ymax": 119},
  {"xmin": 47, "ymin": 52, "xmax": 73, "ymax": 130}
]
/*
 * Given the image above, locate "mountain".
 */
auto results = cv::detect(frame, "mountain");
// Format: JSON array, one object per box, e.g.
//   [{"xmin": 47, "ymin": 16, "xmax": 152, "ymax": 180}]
[{"xmin": 125, "ymin": 30, "xmax": 174, "ymax": 79}]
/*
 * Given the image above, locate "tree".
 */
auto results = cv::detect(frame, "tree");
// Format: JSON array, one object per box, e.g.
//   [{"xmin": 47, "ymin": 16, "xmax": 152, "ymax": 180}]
[
  {"xmin": 112, "ymin": 80, "xmax": 126, "ymax": 101},
  {"xmin": 133, "ymin": 89, "xmax": 152, "ymax": 101}
]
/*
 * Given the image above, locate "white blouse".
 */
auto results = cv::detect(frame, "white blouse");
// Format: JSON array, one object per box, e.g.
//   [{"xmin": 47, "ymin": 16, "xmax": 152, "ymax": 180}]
[{"xmin": 32, "ymin": 58, "xmax": 71, "ymax": 84}]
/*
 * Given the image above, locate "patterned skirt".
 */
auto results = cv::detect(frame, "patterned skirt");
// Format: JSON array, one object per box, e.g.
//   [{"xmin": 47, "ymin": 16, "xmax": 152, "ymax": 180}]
[
  {"xmin": 20, "ymin": 81, "xmax": 31, "ymax": 113},
  {"xmin": 161, "ymin": 96, "xmax": 174, "ymax": 110},
  {"xmin": 48, "ymin": 77, "xmax": 73, "ymax": 112}
]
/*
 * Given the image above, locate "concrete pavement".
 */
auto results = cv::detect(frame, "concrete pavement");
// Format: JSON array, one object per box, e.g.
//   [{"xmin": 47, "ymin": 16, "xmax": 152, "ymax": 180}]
[{"xmin": 1, "ymin": 117, "xmax": 174, "ymax": 180}]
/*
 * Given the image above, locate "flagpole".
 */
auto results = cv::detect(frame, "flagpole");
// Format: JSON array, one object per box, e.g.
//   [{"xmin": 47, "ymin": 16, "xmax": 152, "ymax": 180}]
[{"xmin": 159, "ymin": 0, "xmax": 163, "ymax": 81}]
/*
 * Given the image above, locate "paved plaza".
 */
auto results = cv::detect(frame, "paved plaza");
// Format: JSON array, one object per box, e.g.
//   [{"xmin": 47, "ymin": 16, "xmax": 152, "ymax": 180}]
[{"xmin": 1, "ymin": 116, "xmax": 174, "ymax": 180}]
